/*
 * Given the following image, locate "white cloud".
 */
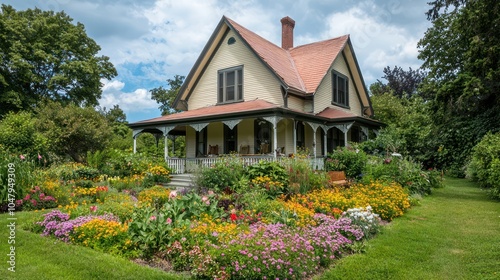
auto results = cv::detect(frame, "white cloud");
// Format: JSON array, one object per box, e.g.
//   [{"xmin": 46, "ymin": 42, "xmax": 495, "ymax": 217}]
[
  {"xmin": 99, "ymin": 79, "xmax": 158, "ymax": 114},
  {"xmin": 321, "ymin": 4, "xmax": 427, "ymax": 84}
]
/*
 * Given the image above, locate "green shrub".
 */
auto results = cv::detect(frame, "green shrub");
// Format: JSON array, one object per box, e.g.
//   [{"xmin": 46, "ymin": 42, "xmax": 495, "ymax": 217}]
[
  {"xmin": 195, "ymin": 156, "xmax": 245, "ymax": 192},
  {"xmin": 362, "ymin": 156, "xmax": 443, "ymax": 195},
  {"xmin": 467, "ymin": 132, "xmax": 500, "ymax": 199},
  {"xmin": 325, "ymin": 146, "xmax": 367, "ymax": 179}
]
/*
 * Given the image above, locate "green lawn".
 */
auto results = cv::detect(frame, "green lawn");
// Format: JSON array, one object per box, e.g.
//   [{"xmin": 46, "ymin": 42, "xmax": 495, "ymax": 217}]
[
  {"xmin": 318, "ymin": 177, "xmax": 500, "ymax": 280},
  {"xmin": 2, "ymin": 178, "xmax": 499, "ymax": 279}
]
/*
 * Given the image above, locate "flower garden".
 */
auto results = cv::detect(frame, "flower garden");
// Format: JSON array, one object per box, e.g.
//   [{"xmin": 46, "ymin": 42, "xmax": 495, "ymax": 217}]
[{"xmin": 1, "ymin": 147, "xmax": 443, "ymax": 279}]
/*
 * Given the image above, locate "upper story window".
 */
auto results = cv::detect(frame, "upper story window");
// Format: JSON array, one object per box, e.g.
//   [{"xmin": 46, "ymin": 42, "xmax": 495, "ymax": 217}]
[
  {"xmin": 218, "ymin": 66, "xmax": 243, "ymax": 104},
  {"xmin": 332, "ymin": 71, "xmax": 349, "ymax": 107}
]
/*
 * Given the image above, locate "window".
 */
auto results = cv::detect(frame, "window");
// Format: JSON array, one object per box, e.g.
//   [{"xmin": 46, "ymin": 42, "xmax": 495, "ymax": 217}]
[
  {"xmin": 218, "ymin": 67, "xmax": 243, "ymax": 103},
  {"xmin": 332, "ymin": 71, "xmax": 349, "ymax": 107}
]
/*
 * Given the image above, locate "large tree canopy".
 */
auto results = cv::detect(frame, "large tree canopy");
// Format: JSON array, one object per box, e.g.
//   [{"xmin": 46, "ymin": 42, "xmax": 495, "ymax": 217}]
[
  {"xmin": 370, "ymin": 66, "xmax": 426, "ymax": 99},
  {"xmin": 36, "ymin": 102, "xmax": 112, "ymax": 163},
  {"xmin": 418, "ymin": 0, "xmax": 500, "ymax": 115},
  {"xmin": 0, "ymin": 5, "xmax": 117, "ymax": 117},
  {"xmin": 416, "ymin": 0, "xmax": 500, "ymax": 175}
]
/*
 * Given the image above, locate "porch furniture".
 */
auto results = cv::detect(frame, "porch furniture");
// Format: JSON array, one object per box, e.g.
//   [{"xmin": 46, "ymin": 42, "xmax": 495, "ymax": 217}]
[
  {"xmin": 328, "ymin": 171, "xmax": 348, "ymax": 187},
  {"xmin": 239, "ymin": 145, "xmax": 250, "ymax": 155},
  {"xmin": 260, "ymin": 143, "xmax": 270, "ymax": 154},
  {"xmin": 208, "ymin": 145, "xmax": 219, "ymax": 155}
]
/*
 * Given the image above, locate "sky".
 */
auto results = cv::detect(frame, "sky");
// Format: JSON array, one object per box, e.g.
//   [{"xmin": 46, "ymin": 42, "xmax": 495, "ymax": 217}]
[{"xmin": 3, "ymin": 0, "xmax": 432, "ymax": 123}]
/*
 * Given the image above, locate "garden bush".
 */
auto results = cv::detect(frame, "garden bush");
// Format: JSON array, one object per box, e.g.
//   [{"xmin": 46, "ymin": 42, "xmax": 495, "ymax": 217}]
[
  {"xmin": 195, "ymin": 156, "xmax": 245, "ymax": 192},
  {"xmin": 362, "ymin": 155, "xmax": 443, "ymax": 195},
  {"xmin": 325, "ymin": 146, "xmax": 367, "ymax": 179},
  {"xmin": 282, "ymin": 155, "xmax": 327, "ymax": 194},
  {"xmin": 246, "ymin": 160, "xmax": 288, "ymax": 187},
  {"xmin": 467, "ymin": 132, "xmax": 500, "ymax": 199},
  {"xmin": 15, "ymin": 186, "xmax": 57, "ymax": 211}
]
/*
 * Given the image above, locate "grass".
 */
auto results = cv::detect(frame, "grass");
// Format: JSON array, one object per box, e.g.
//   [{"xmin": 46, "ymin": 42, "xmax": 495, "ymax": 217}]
[
  {"xmin": 0, "ymin": 211, "xmax": 187, "ymax": 280},
  {"xmin": 318, "ymin": 177, "xmax": 500, "ymax": 280},
  {"xmin": 1, "ymin": 178, "xmax": 498, "ymax": 279}
]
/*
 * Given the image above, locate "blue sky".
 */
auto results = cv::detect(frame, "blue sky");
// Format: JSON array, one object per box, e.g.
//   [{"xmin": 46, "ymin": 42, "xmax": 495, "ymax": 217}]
[{"xmin": 3, "ymin": 0, "xmax": 432, "ymax": 122}]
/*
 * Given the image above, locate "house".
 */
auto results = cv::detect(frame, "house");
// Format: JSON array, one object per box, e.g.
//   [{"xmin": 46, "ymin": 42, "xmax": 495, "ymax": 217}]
[{"xmin": 129, "ymin": 16, "xmax": 382, "ymax": 173}]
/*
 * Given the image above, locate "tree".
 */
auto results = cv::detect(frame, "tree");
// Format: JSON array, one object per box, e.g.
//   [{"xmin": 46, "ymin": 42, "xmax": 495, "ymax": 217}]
[
  {"xmin": 418, "ymin": 0, "xmax": 500, "ymax": 115},
  {"xmin": 417, "ymin": 0, "xmax": 500, "ymax": 175},
  {"xmin": 99, "ymin": 104, "xmax": 132, "ymax": 149},
  {"xmin": 36, "ymin": 102, "xmax": 112, "ymax": 162},
  {"xmin": 370, "ymin": 66, "xmax": 425, "ymax": 99},
  {"xmin": 0, "ymin": 111, "xmax": 48, "ymax": 154},
  {"xmin": 150, "ymin": 75, "xmax": 185, "ymax": 115},
  {"xmin": 0, "ymin": 5, "xmax": 117, "ymax": 117},
  {"xmin": 370, "ymin": 93, "xmax": 433, "ymax": 164}
]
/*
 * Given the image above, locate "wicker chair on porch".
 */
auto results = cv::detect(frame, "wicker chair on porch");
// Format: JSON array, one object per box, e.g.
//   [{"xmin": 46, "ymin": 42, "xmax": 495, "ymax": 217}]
[
  {"xmin": 208, "ymin": 144, "xmax": 219, "ymax": 156},
  {"xmin": 239, "ymin": 145, "xmax": 250, "ymax": 155},
  {"xmin": 260, "ymin": 143, "xmax": 270, "ymax": 154}
]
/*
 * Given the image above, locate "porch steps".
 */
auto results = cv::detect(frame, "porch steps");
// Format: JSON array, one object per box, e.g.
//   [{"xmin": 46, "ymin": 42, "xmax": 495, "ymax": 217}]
[{"xmin": 166, "ymin": 173, "xmax": 196, "ymax": 191}]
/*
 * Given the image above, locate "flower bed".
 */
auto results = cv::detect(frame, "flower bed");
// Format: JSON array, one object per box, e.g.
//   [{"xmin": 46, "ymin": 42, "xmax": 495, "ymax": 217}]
[{"xmin": 23, "ymin": 153, "xmax": 433, "ymax": 279}]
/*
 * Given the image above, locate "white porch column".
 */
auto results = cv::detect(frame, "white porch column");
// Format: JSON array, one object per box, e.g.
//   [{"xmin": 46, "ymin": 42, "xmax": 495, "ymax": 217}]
[
  {"xmin": 306, "ymin": 122, "xmax": 320, "ymax": 159},
  {"xmin": 322, "ymin": 125, "xmax": 328, "ymax": 156},
  {"xmin": 293, "ymin": 120, "xmax": 298, "ymax": 154},
  {"xmin": 263, "ymin": 116, "xmax": 282, "ymax": 158},
  {"xmin": 162, "ymin": 126, "xmax": 175, "ymax": 160},
  {"xmin": 132, "ymin": 129, "xmax": 143, "ymax": 154}
]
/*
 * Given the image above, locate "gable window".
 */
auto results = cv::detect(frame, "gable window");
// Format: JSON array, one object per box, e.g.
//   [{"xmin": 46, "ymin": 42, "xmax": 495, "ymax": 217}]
[
  {"xmin": 332, "ymin": 71, "xmax": 349, "ymax": 107},
  {"xmin": 218, "ymin": 66, "xmax": 243, "ymax": 104}
]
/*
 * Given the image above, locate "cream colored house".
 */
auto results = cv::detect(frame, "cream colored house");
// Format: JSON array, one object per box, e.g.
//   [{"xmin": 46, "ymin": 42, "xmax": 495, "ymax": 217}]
[{"xmin": 129, "ymin": 16, "xmax": 382, "ymax": 173}]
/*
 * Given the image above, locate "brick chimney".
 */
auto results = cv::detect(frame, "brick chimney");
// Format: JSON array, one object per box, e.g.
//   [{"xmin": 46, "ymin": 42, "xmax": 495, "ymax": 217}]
[{"xmin": 280, "ymin": 16, "xmax": 295, "ymax": 49}]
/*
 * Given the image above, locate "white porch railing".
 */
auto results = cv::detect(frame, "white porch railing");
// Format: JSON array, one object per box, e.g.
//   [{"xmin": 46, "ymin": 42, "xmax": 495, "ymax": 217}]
[{"xmin": 166, "ymin": 156, "xmax": 325, "ymax": 174}]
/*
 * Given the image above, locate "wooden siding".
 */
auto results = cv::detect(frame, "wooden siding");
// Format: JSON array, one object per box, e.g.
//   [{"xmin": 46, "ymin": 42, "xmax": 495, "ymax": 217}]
[
  {"xmin": 287, "ymin": 95, "xmax": 304, "ymax": 111},
  {"xmin": 237, "ymin": 119, "xmax": 255, "ymax": 152},
  {"xmin": 207, "ymin": 123, "xmax": 224, "ymax": 148},
  {"xmin": 313, "ymin": 52, "xmax": 363, "ymax": 116},
  {"xmin": 188, "ymin": 29, "xmax": 284, "ymax": 110}
]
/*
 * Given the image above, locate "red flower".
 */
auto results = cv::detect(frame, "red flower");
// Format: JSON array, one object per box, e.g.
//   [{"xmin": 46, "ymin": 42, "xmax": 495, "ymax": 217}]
[{"xmin": 230, "ymin": 213, "xmax": 237, "ymax": 222}]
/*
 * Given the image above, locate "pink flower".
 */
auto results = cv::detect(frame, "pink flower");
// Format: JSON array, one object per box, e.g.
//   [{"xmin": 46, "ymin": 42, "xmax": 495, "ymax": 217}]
[
  {"xmin": 20, "ymin": 155, "xmax": 25, "ymax": 160},
  {"xmin": 150, "ymin": 215, "xmax": 157, "ymax": 221},
  {"xmin": 38, "ymin": 154, "xmax": 42, "ymax": 159},
  {"xmin": 202, "ymin": 196, "xmax": 210, "ymax": 205},
  {"xmin": 166, "ymin": 218, "xmax": 172, "ymax": 224},
  {"xmin": 169, "ymin": 191, "xmax": 177, "ymax": 199},
  {"xmin": 90, "ymin": 205, "xmax": 98, "ymax": 212}
]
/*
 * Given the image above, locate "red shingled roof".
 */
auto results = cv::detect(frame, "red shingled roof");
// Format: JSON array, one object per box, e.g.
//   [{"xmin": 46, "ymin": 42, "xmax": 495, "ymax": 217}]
[
  {"xmin": 226, "ymin": 17, "xmax": 349, "ymax": 94},
  {"xmin": 316, "ymin": 107, "xmax": 357, "ymax": 119},
  {"xmin": 134, "ymin": 99, "xmax": 280, "ymax": 124}
]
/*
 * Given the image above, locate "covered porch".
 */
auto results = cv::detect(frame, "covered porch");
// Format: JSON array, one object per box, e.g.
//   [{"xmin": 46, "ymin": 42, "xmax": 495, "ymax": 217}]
[{"xmin": 128, "ymin": 100, "xmax": 381, "ymax": 174}]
